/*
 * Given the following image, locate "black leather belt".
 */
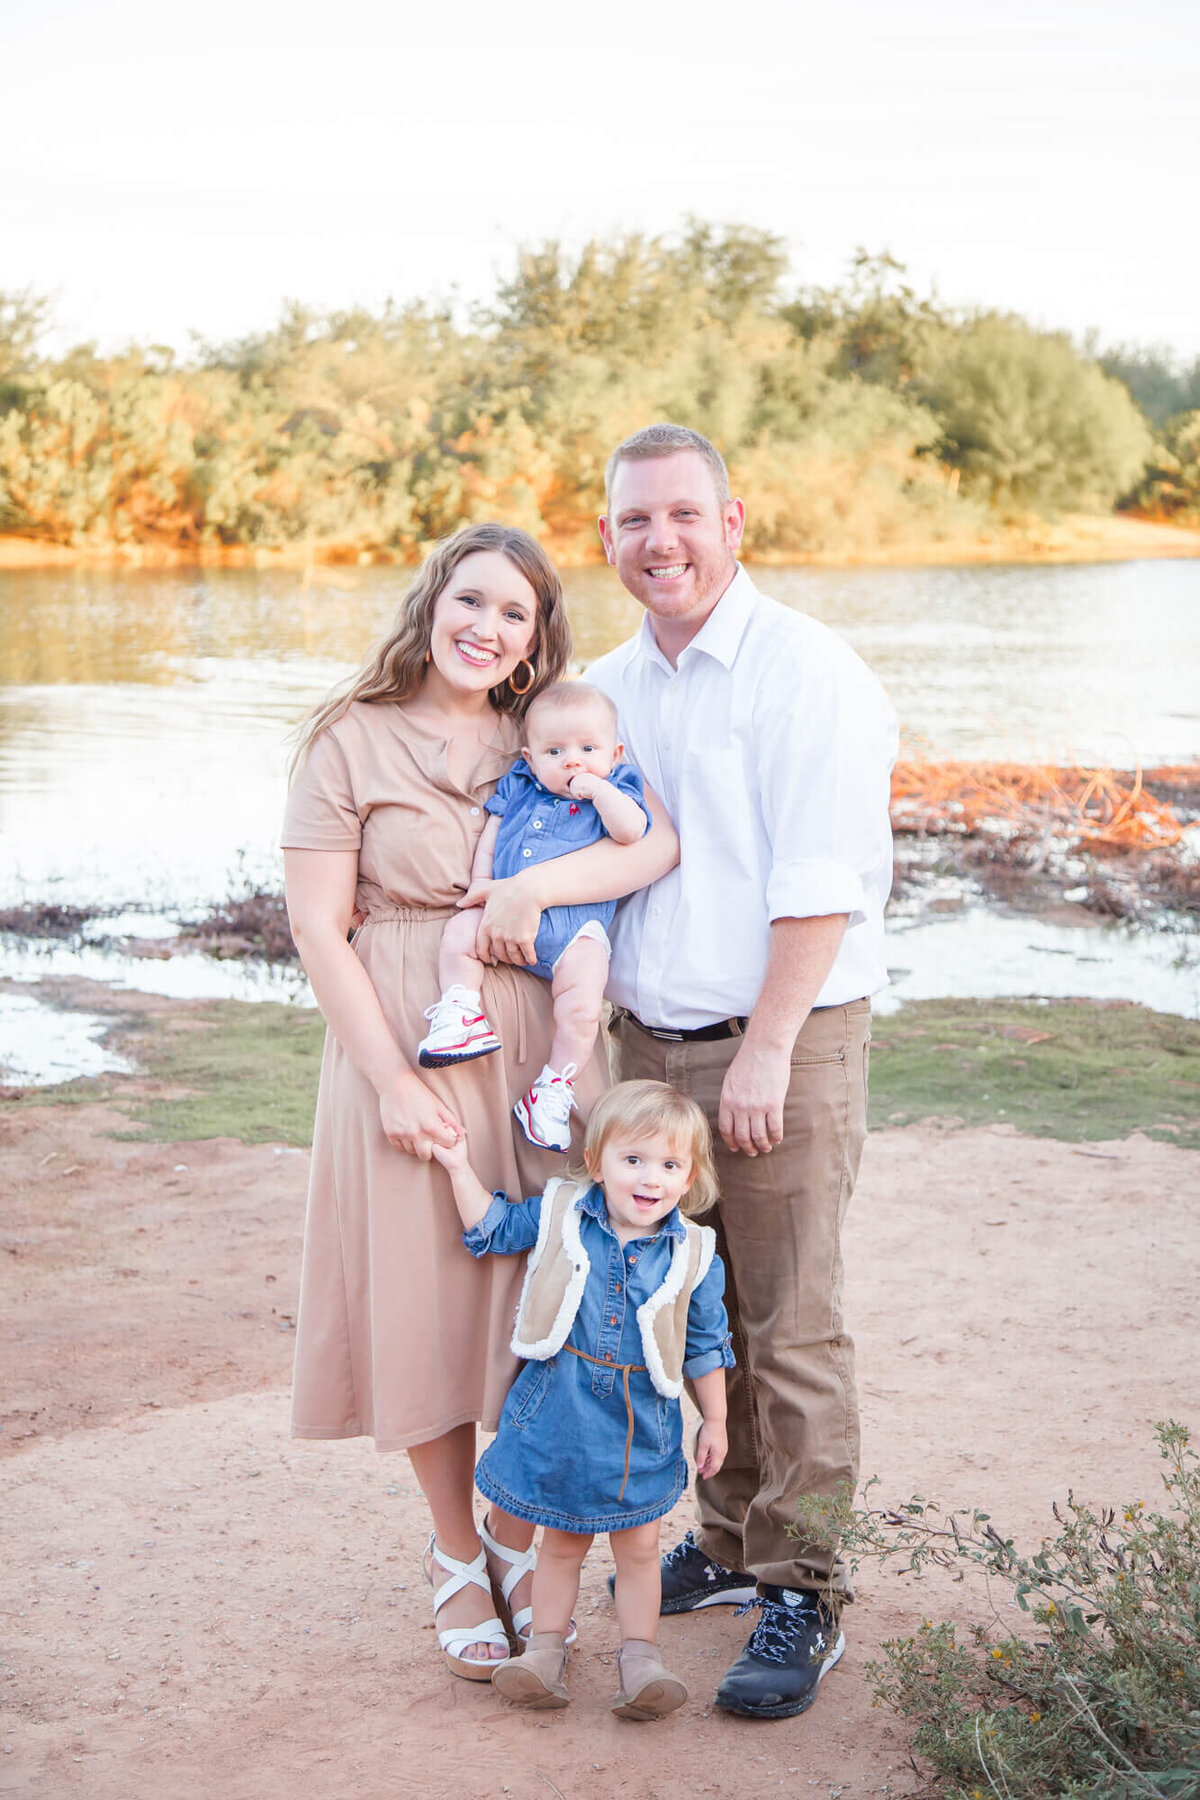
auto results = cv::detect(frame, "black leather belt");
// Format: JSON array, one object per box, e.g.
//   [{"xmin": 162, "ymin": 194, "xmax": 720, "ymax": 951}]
[{"xmin": 621, "ymin": 1009, "xmax": 748, "ymax": 1043}]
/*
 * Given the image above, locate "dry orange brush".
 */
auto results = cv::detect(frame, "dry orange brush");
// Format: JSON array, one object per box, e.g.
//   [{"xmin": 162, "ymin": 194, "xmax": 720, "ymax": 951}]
[{"xmin": 890, "ymin": 761, "xmax": 1190, "ymax": 853}]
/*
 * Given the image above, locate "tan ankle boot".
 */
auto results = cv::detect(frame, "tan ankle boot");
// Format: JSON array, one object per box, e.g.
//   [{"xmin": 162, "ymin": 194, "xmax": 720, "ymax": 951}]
[
  {"xmin": 611, "ymin": 1638, "xmax": 688, "ymax": 1721},
  {"xmin": 491, "ymin": 1631, "xmax": 569, "ymax": 1709}
]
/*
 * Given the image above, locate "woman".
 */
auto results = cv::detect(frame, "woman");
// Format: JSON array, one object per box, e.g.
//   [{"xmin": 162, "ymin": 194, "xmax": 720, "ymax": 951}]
[{"xmin": 282, "ymin": 524, "xmax": 678, "ymax": 1678}]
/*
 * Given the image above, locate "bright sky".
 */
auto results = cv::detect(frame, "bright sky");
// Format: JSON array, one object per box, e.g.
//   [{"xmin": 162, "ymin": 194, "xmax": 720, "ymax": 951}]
[{"xmin": 5, "ymin": 0, "xmax": 1198, "ymax": 359}]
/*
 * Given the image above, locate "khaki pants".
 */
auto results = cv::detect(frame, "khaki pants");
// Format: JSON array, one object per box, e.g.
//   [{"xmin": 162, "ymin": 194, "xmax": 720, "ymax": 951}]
[{"xmin": 609, "ymin": 999, "xmax": 870, "ymax": 1596}]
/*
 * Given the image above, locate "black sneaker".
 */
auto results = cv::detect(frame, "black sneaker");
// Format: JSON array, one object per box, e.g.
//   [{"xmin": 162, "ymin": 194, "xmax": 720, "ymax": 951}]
[
  {"xmin": 606, "ymin": 1530, "xmax": 757, "ymax": 1614},
  {"xmin": 714, "ymin": 1585, "xmax": 845, "ymax": 1719}
]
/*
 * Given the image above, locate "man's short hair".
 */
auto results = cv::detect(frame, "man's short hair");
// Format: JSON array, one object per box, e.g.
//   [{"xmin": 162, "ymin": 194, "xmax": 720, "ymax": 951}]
[{"xmin": 604, "ymin": 424, "xmax": 731, "ymax": 510}]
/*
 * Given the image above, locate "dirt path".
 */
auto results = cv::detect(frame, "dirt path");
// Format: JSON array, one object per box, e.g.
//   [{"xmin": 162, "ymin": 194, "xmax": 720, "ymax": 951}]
[{"xmin": 3, "ymin": 1101, "xmax": 1197, "ymax": 1800}]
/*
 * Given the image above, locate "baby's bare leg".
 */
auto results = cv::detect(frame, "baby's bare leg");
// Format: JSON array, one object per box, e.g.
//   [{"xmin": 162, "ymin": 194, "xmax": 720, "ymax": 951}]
[
  {"xmin": 530, "ymin": 1528, "xmax": 592, "ymax": 1636},
  {"xmin": 549, "ymin": 936, "xmax": 610, "ymax": 1074},
  {"xmin": 610, "ymin": 1520, "xmax": 663, "ymax": 1642},
  {"xmin": 438, "ymin": 907, "xmax": 488, "ymax": 997}
]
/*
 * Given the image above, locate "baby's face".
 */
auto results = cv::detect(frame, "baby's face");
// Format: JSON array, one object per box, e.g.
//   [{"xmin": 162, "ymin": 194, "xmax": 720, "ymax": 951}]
[{"xmin": 523, "ymin": 702, "xmax": 620, "ymax": 796}]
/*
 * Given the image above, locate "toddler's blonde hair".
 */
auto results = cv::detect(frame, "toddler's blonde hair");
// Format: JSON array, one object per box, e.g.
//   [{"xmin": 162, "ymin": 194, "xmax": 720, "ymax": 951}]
[{"xmin": 582, "ymin": 1079, "xmax": 718, "ymax": 1218}]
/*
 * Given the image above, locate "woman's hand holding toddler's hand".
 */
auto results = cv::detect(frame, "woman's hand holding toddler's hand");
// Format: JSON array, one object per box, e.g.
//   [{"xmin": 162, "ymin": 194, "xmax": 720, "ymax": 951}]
[
  {"xmin": 695, "ymin": 1420, "xmax": 728, "ymax": 1480},
  {"xmin": 429, "ymin": 1129, "xmax": 469, "ymax": 1174},
  {"xmin": 379, "ymin": 1072, "xmax": 460, "ymax": 1162}
]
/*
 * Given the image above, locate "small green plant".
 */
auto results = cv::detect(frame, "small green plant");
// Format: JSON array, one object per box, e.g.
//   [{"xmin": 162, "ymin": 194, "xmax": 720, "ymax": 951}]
[{"xmin": 798, "ymin": 1424, "xmax": 1200, "ymax": 1798}]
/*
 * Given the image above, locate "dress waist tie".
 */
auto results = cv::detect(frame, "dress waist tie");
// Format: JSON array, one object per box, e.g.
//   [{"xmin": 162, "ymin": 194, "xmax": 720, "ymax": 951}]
[
  {"xmin": 562, "ymin": 1345, "xmax": 647, "ymax": 1503},
  {"xmin": 357, "ymin": 904, "xmax": 459, "ymax": 925}
]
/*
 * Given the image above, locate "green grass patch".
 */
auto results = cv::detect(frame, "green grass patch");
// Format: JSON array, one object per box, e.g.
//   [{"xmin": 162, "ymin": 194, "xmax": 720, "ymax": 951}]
[
  {"xmin": 109, "ymin": 1001, "xmax": 326, "ymax": 1144},
  {"xmin": 9, "ymin": 993, "xmax": 1199, "ymax": 1151},
  {"xmin": 869, "ymin": 997, "xmax": 1200, "ymax": 1148}
]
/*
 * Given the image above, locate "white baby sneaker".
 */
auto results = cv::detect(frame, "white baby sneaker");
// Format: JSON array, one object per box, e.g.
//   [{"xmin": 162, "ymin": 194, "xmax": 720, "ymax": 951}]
[
  {"xmin": 513, "ymin": 1062, "xmax": 578, "ymax": 1152},
  {"xmin": 417, "ymin": 986, "xmax": 502, "ymax": 1068}
]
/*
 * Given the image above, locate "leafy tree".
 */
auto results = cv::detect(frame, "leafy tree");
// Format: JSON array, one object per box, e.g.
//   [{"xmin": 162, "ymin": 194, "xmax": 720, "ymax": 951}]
[
  {"xmin": 1124, "ymin": 410, "xmax": 1200, "ymax": 523},
  {"xmin": 0, "ymin": 231, "xmax": 1185, "ymax": 551},
  {"xmin": 1098, "ymin": 343, "xmax": 1200, "ymax": 427},
  {"xmin": 917, "ymin": 320, "xmax": 1153, "ymax": 511}
]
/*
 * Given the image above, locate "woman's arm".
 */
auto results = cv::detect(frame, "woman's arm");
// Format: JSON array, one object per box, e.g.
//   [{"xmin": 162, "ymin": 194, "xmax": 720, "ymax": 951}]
[
  {"xmin": 461, "ymin": 784, "xmax": 680, "ymax": 968},
  {"xmin": 284, "ymin": 848, "xmax": 460, "ymax": 1160}
]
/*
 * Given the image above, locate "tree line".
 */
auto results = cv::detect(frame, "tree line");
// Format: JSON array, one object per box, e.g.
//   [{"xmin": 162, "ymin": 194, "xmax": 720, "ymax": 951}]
[{"xmin": 1, "ymin": 227, "xmax": 1197, "ymax": 559}]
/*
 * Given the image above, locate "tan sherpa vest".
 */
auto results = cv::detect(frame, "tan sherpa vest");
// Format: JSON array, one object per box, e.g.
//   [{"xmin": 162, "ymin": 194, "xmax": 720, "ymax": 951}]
[{"xmin": 510, "ymin": 1176, "xmax": 717, "ymax": 1399}]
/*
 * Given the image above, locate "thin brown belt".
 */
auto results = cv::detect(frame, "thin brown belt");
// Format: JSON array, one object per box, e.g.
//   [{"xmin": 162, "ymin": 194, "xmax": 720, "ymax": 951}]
[{"xmin": 563, "ymin": 1345, "xmax": 647, "ymax": 1504}]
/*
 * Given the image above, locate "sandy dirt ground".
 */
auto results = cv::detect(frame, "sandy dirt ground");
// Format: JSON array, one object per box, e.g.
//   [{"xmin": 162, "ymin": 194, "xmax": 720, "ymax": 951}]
[{"xmin": 2, "ymin": 1100, "xmax": 1198, "ymax": 1800}]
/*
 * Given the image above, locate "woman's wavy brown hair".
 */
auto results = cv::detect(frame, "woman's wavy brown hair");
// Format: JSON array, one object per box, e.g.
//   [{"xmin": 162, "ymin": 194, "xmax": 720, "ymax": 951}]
[{"xmin": 293, "ymin": 524, "xmax": 572, "ymax": 765}]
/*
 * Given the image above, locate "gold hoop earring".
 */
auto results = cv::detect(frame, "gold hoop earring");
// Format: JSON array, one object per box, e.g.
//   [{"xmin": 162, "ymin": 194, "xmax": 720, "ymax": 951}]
[{"xmin": 508, "ymin": 659, "xmax": 535, "ymax": 696}]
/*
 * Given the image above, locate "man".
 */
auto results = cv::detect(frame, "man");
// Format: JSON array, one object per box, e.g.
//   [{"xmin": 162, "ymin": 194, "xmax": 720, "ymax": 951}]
[{"xmin": 585, "ymin": 423, "xmax": 897, "ymax": 1720}]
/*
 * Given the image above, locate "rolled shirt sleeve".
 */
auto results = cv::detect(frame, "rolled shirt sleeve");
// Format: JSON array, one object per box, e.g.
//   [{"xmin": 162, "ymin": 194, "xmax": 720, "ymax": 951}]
[
  {"xmin": 281, "ymin": 729, "xmax": 364, "ymax": 851},
  {"xmin": 681, "ymin": 1250, "xmax": 737, "ymax": 1379},
  {"xmin": 462, "ymin": 1191, "xmax": 544, "ymax": 1258},
  {"xmin": 483, "ymin": 768, "xmax": 521, "ymax": 821},
  {"xmin": 756, "ymin": 653, "xmax": 896, "ymax": 930}
]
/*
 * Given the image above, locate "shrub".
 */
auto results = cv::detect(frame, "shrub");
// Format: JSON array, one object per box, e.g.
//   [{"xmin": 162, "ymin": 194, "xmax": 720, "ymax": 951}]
[{"xmin": 802, "ymin": 1423, "xmax": 1200, "ymax": 1798}]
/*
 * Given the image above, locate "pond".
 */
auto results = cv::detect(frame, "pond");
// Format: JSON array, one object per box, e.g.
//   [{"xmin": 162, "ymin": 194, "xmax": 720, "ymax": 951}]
[{"xmin": 0, "ymin": 556, "xmax": 1197, "ymax": 1069}]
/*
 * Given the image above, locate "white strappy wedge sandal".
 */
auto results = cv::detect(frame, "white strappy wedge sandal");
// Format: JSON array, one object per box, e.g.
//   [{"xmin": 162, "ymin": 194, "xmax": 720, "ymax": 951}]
[
  {"xmin": 424, "ymin": 1533, "xmax": 511, "ymax": 1681},
  {"xmin": 479, "ymin": 1519, "xmax": 577, "ymax": 1650}
]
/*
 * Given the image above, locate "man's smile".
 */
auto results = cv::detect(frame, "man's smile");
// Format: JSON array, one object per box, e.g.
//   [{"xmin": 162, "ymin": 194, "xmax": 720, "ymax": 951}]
[{"xmin": 646, "ymin": 563, "xmax": 689, "ymax": 581}]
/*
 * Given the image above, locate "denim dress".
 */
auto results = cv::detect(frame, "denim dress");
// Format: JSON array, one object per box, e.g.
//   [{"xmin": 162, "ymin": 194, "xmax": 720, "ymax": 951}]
[
  {"xmin": 485, "ymin": 760, "xmax": 649, "ymax": 980},
  {"xmin": 465, "ymin": 1182, "xmax": 735, "ymax": 1534}
]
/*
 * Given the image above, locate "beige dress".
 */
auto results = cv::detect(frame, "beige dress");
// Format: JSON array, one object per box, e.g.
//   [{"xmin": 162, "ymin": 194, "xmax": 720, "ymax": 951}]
[{"xmin": 282, "ymin": 700, "xmax": 609, "ymax": 1452}]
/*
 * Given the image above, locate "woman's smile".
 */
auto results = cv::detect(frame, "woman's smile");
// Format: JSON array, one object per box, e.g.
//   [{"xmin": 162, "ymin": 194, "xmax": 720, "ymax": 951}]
[{"xmin": 453, "ymin": 638, "xmax": 500, "ymax": 669}]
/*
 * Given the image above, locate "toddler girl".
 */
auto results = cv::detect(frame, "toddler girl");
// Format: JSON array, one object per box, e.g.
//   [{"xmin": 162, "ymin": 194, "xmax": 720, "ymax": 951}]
[
  {"xmin": 432, "ymin": 1079, "xmax": 733, "ymax": 1719},
  {"xmin": 418, "ymin": 681, "xmax": 650, "ymax": 1152}
]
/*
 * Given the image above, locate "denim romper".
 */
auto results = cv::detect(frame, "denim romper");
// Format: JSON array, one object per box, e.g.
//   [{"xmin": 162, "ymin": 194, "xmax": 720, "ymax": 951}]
[
  {"xmin": 485, "ymin": 760, "xmax": 649, "ymax": 981},
  {"xmin": 465, "ymin": 1182, "xmax": 735, "ymax": 1534}
]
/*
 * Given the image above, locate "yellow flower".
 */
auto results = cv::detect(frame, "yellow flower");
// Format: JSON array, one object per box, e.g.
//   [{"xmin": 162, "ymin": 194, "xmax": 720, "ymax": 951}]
[
  {"xmin": 1031, "ymin": 1711, "xmax": 1042, "ymax": 1723},
  {"xmin": 1046, "ymin": 1601, "xmax": 1056, "ymax": 1615},
  {"xmin": 991, "ymin": 1647, "xmax": 1004, "ymax": 1659}
]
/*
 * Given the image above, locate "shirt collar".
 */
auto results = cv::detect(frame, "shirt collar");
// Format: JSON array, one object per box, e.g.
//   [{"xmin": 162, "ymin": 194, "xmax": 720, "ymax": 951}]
[
  {"xmin": 580, "ymin": 1181, "xmax": 687, "ymax": 1244},
  {"xmin": 633, "ymin": 562, "xmax": 758, "ymax": 675}
]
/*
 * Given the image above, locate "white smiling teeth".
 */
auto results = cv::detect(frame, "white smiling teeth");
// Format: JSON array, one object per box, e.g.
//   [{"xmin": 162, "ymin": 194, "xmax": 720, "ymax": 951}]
[
  {"xmin": 455, "ymin": 641, "xmax": 496, "ymax": 666},
  {"xmin": 648, "ymin": 564, "xmax": 687, "ymax": 579}
]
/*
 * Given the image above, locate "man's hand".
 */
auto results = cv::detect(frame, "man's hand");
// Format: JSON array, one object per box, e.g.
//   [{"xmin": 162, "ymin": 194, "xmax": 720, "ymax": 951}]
[
  {"xmin": 718, "ymin": 1038, "xmax": 791, "ymax": 1156},
  {"xmin": 457, "ymin": 874, "xmax": 542, "ymax": 968}
]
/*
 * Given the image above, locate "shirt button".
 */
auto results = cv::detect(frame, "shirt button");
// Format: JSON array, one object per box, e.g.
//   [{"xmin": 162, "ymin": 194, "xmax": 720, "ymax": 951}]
[
  {"xmin": 533, "ymin": 819, "xmax": 543, "ymax": 829},
  {"xmin": 628, "ymin": 1253, "xmax": 638, "ymax": 1265},
  {"xmin": 614, "ymin": 1281, "xmax": 622, "ymax": 1293},
  {"xmin": 469, "ymin": 806, "xmax": 480, "ymax": 816},
  {"xmin": 604, "ymin": 1352, "xmax": 614, "ymax": 1363},
  {"xmin": 522, "ymin": 848, "xmax": 532, "ymax": 858},
  {"xmin": 609, "ymin": 1315, "xmax": 618, "ymax": 1325}
]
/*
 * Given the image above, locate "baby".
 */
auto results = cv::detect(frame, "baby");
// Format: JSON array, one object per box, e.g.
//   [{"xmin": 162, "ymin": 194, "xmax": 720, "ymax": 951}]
[{"xmin": 418, "ymin": 681, "xmax": 650, "ymax": 1150}]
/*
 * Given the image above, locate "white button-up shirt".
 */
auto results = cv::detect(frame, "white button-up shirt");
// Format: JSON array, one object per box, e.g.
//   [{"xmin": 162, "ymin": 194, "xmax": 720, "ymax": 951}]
[{"xmin": 586, "ymin": 565, "xmax": 898, "ymax": 1028}]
